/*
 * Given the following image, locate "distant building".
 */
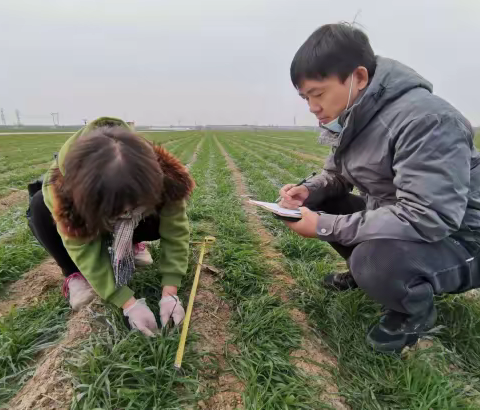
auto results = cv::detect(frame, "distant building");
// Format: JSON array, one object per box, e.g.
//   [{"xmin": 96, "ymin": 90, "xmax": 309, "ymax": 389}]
[{"xmin": 127, "ymin": 121, "xmax": 135, "ymax": 130}]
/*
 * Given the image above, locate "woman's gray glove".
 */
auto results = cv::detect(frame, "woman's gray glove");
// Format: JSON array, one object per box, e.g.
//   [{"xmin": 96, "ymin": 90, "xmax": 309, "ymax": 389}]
[{"xmin": 123, "ymin": 298, "xmax": 158, "ymax": 337}]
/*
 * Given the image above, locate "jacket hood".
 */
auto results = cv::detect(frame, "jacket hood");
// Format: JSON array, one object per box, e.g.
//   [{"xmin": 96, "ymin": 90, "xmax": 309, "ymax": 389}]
[
  {"xmin": 325, "ymin": 57, "xmax": 433, "ymax": 155},
  {"xmin": 49, "ymin": 117, "xmax": 195, "ymax": 239}
]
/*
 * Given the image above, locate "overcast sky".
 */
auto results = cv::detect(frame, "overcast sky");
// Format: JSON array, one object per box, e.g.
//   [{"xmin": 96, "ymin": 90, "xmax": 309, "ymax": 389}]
[{"xmin": 0, "ymin": 0, "xmax": 478, "ymax": 126}]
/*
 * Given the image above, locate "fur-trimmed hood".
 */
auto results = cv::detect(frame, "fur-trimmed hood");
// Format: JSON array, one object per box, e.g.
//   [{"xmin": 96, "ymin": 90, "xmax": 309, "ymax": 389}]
[{"xmin": 47, "ymin": 117, "xmax": 195, "ymax": 239}]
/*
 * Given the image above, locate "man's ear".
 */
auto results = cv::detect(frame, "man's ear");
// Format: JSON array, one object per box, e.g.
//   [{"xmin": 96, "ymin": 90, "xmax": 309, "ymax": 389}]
[{"xmin": 354, "ymin": 66, "xmax": 369, "ymax": 91}]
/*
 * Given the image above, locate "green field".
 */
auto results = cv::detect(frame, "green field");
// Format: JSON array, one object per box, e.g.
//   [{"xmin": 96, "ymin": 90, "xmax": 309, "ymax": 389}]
[{"xmin": 1, "ymin": 130, "xmax": 480, "ymax": 409}]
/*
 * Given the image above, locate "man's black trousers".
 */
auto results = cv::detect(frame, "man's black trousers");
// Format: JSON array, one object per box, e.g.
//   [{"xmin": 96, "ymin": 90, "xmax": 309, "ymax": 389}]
[{"xmin": 313, "ymin": 195, "xmax": 480, "ymax": 315}]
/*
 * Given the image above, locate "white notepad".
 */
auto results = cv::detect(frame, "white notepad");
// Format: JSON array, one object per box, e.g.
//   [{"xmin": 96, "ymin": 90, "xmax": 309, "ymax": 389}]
[{"xmin": 248, "ymin": 200, "xmax": 302, "ymax": 219}]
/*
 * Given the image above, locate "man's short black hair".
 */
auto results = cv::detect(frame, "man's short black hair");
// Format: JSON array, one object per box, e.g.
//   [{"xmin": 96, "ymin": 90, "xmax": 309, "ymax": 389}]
[{"xmin": 290, "ymin": 23, "xmax": 376, "ymax": 88}]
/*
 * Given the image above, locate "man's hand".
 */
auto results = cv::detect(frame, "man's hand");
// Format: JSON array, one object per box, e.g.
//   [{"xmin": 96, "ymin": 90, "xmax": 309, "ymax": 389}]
[
  {"xmin": 123, "ymin": 298, "xmax": 159, "ymax": 337},
  {"xmin": 279, "ymin": 184, "xmax": 310, "ymax": 209},
  {"xmin": 283, "ymin": 207, "xmax": 320, "ymax": 238}
]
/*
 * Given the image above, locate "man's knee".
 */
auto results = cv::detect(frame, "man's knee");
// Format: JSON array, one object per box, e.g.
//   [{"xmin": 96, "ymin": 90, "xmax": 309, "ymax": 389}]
[
  {"xmin": 349, "ymin": 239, "xmax": 434, "ymax": 314},
  {"xmin": 349, "ymin": 239, "xmax": 411, "ymax": 293}
]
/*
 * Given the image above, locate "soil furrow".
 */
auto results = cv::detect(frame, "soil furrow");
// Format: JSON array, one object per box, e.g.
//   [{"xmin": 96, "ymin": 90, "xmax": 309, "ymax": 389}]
[{"xmin": 186, "ymin": 137, "xmax": 205, "ymax": 170}]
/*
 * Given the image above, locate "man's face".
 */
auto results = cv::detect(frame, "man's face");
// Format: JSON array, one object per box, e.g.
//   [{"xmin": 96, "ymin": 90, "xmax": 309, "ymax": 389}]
[{"xmin": 298, "ymin": 75, "xmax": 356, "ymax": 126}]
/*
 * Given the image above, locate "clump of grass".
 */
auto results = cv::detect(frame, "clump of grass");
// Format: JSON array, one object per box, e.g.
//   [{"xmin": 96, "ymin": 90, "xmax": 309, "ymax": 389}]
[
  {"xmin": 436, "ymin": 295, "xmax": 480, "ymax": 376},
  {"xmin": 0, "ymin": 230, "xmax": 47, "ymax": 286},
  {"xmin": 67, "ymin": 311, "xmax": 206, "ymax": 410},
  {"xmin": 0, "ymin": 168, "xmax": 51, "ymax": 197},
  {"xmin": 0, "ymin": 292, "xmax": 69, "ymax": 404},
  {"xmin": 0, "ymin": 205, "xmax": 28, "ymax": 242},
  {"xmin": 228, "ymin": 295, "xmax": 323, "ymax": 409}
]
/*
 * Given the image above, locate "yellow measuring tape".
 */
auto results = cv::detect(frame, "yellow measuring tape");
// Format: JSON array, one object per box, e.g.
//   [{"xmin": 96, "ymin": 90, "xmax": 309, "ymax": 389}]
[{"xmin": 174, "ymin": 235, "xmax": 216, "ymax": 369}]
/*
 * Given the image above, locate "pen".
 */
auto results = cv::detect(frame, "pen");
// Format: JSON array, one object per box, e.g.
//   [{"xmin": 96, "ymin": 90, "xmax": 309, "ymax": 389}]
[{"xmin": 275, "ymin": 171, "xmax": 317, "ymax": 203}]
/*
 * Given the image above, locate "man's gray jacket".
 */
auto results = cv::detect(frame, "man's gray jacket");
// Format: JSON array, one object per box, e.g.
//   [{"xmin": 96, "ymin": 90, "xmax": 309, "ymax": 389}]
[{"xmin": 304, "ymin": 57, "xmax": 480, "ymax": 247}]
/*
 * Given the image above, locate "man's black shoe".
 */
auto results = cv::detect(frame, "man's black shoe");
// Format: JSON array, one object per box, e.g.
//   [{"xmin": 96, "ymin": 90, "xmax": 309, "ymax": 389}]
[
  {"xmin": 366, "ymin": 306, "xmax": 437, "ymax": 354},
  {"xmin": 323, "ymin": 271, "xmax": 358, "ymax": 291}
]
